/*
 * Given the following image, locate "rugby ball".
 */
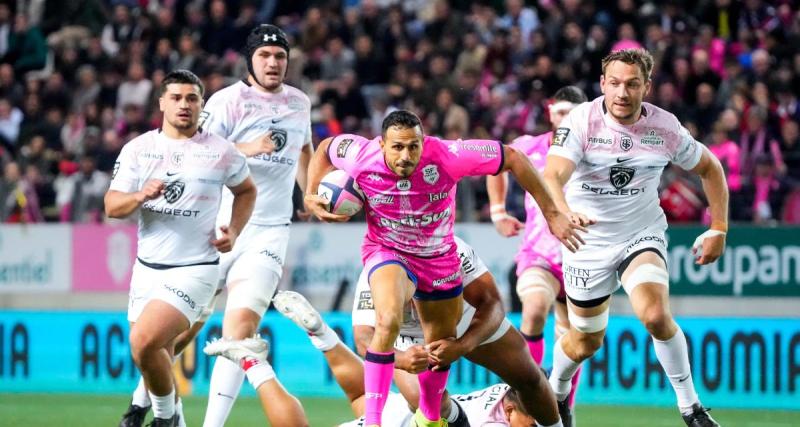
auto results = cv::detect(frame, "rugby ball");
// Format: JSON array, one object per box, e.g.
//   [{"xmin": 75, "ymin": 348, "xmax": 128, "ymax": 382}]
[{"xmin": 318, "ymin": 170, "xmax": 365, "ymax": 216}]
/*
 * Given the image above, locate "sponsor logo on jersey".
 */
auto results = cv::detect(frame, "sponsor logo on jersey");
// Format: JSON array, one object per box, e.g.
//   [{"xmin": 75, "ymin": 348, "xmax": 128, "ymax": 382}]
[
  {"xmin": 461, "ymin": 143, "xmax": 498, "ymax": 153},
  {"xmin": 432, "ymin": 270, "xmax": 461, "ymax": 287},
  {"xmin": 357, "ymin": 290, "xmax": 373, "ymax": 310},
  {"xmin": 287, "ymin": 95, "xmax": 306, "ymax": 111},
  {"xmin": 164, "ymin": 181, "xmax": 186, "ymax": 203},
  {"xmin": 243, "ymin": 102, "xmax": 263, "ymax": 113},
  {"xmin": 260, "ymin": 249, "xmax": 284, "ymax": 266},
  {"xmin": 641, "ymin": 130, "xmax": 664, "ymax": 146},
  {"xmin": 396, "ymin": 179, "xmax": 411, "ymax": 191},
  {"xmin": 581, "ymin": 182, "xmax": 644, "ymax": 196},
  {"xmin": 588, "ymin": 136, "xmax": 613, "ymax": 145},
  {"xmin": 428, "ymin": 192, "xmax": 448, "ymax": 202},
  {"xmin": 620, "ymin": 134, "xmax": 633, "ymax": 151},
  {"xmin": 610, "ymin": 166, "xmax": 635, "ymax": 189},
  {"xmin": 422, "ymin": 164, "xmax": 439, "ymax": 184},
  {"xmin": 336, "ymin": 138, "xmax": 354, "ymax": 158},
  {"xmin": 448, "ymin": 142, "xmax": 460, "ymax": 155},
  {"xmin": 112, "ymin": 162, "xmax": 120, "ymax": 179},
  {"xmin": 553, "ymin": 128, "xmax": 570, "ymax": 146},
  {"xmin": 367, "ymin": 173, "xmax": 383, "ymax": 182},
  {"xmin": 368, "ymin": 195, "xmax": 394, "ymax": 205},
  {"xmin": 459, "ymin": 251, "xmax": 475, "ymax": 275},
  {"xmin": 252, "ymin": 153, "xmax": 295, "ymax": 165},
  {"xmin": 378, "ymin": 207, "xmax": 451, "ymax": 230},
  {"xmin": 563, "ymin": 264, "xmax": 590, "ymax": 288},
  {"xmin": 141, "ymin": 203, "xmax": 200, "ymax": 217},
  {"xmin": 193, "ymin": 150, "xmax": 221, "ymax": 162},
  {"xmin": 269, "ymin": 128, "xmax": 288, "ymax": 152},
  {"xmin": 139, "ymin": 152, "xmax": 165, "ymax": 160},
  {"xmin": 625, "ymin": 235, "xmax": 666, "ymax": 253},
  {"xmin": 163, "ymin": 284, "xmax": 196, "ymax": 309}
]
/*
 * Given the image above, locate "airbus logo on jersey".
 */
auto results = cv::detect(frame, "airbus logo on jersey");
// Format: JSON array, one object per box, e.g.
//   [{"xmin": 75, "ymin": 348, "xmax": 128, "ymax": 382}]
[
  {"xmin": 422, "ymin": 164, "xmax": 439, "ymax": 184},
  {"xmin": 164, "ymin": 181, "xmax": 186, "ymax": 204},
  {"xmin": 269, "ymin": 128, "xmax": 288, "ymax": 152},
  {"xmin": 396, "ymin": 179, "xmax": 411, "ymax": 191},
  {"xmin": 588, "ymin": 136, "xmax": 613, "ymax": 145},
  {"xmin": 620, "ymin": 134, "xmax": 633, "ymax": 151},
  {"xmin": 610, "ymin": 166, "xmax": 635, "ymax": 189}
]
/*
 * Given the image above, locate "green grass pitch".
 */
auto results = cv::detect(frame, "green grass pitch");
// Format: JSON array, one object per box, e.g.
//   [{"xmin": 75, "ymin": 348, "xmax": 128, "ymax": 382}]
[{"xmin": 1, "ymin": 394, "xmax": 798, "ymax": 426}]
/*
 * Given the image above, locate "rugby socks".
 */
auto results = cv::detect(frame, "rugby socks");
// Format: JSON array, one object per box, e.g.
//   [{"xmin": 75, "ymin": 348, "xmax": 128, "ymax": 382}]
[
  {"xmin": 364, "ymin": 350, "xmax": 394, "ymax": 425},
  {"xmin": 418, "ymin": 366, "xmax": 450, "ymax": 421},
  {"xmin": 241, "ymin": 355, "xmax": 276, "ymax": 389},
  {"xmin": 568, "ymin": 365, "xmax": 582, "ymax": 408},
  {"xmin": 445, "ymin": 397, "xmax": 462, "ymax": 423},
  {"xmin": 132, "ymin": 376, "xmax": 151, "ymax": 407},
  {"xmin": 149, "ymin": 389, "xmax": 175, "ymax": 419},
  {"xmin": 309, "ymin": 323, "xmax": 341, "ymax": 352},
  {"xmin": 175, "ymin": 398, "xmax": 187, "ymax": 427},
  {"xmin": 653, "ymin": 328, "xmax": 699, "ymax": 414},
  {"xmin": 522, "ymin": 332, "xmax": 545, "ymax": 365},
  {"xmin": 203, "ymin": 356, "xmax": 245, "ymax": 427},
  {"xmin": 549, "ymin": 337, "xmax": 581, "ymax": 402}
]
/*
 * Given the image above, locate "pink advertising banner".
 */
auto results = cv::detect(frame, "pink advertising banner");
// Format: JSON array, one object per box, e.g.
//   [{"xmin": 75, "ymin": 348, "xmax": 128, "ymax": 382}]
[{"xmin": 72, "ymin": 224, "xmax": 138, "ymax": 292}]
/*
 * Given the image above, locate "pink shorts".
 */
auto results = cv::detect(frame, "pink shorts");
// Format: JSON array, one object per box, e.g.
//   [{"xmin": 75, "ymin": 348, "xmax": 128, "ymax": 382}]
[
  {"xmin": 362, "ymin": 240, "xmax": 463, "ymax": 300},
  {"xmin": 516, "ymin": 252, "xmax": 566, "ymax": 302}
]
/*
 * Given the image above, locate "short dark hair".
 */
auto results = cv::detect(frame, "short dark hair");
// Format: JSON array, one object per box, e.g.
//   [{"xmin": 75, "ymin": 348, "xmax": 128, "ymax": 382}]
[
  {"xmin": 601, "ymin": 48, "xmax": 655, "ymax": 81},
  {"xmin": 159, "ymin": 69, "xmax": 204, "ymax": 96},
  {"xmin": 504, "ymin": 388, "xmax": 530, "ymax": 418},
  {"xmin": 554, "ymin": 85, "xmax": 588, "ymax": 104},
  {"xmin": 381, "ymin": 110, "xmax": 423, "ymax": 136}
]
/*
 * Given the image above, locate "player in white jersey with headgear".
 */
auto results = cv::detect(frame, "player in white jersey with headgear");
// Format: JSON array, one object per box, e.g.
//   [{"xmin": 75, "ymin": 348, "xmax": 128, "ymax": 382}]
[
  {"xmin": 105, "ymin": 69, "xmax": 256, "ymax": 427},
  {"xmin": 543, "ymin": 49, "xmax": 727, "ymax": 427},
  {"xmin": 196, "ymin": 24, "xmax": 314, "ymax": 427},
  {"xmin": 204, "ymin": 286, "xmax": 542, "ymax": 427}
]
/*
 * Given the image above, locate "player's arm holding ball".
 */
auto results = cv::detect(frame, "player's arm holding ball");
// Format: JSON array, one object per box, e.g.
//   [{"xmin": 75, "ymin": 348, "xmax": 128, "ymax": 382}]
[{"xmin": 304, "ymin": 136, "xmax": 351, "ymax": 222}]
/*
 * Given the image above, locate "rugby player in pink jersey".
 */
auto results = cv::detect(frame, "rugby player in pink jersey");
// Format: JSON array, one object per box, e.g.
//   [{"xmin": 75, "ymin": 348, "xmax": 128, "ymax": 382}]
[
  {"xmin": 544, "ymin": 49, "xmax": 727, "ymax": 427},
  {"xmin": 305, "ymin": 110, "xmax": 585, "ymax": 427},
  {"xmin": 487, "ymin": 86, "xmax": 589, "ymax": 412}
]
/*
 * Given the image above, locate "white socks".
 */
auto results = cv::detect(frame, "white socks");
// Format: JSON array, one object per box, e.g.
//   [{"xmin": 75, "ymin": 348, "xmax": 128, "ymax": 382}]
[
  {"xmin": 176, "ymin": 398, "xmax": 186, "ymax": 427},
  {"xmin": 653, "ymin": 328, "xmax": 699, "ymax": 414},
  {"xmin": 445, "ymin": 398, "xmax": 461, "ymax": 423},
  {"xmin": 149, "ymin": 389, "xmax": 175, "ymax": 419},
  {"xmin": 203, "ymin": 356, "xmax": 246, "ymax": 427},
  {"xmin": 549, "ymin": 336, "xmax": 581, "ymax": 402},
  {"xmin": 310, "ymin": 323, "xmax": 341, "ymax": 352},
  {"xmin": 132, "ymin": 376, "xmax": 150, "ymax": 407}
]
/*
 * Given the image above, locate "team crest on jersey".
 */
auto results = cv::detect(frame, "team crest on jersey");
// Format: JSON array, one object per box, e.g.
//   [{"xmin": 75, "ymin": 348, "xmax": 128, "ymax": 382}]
[
  {"xmin": 553, "ymin": 128, "xmax": 570, "ymax": 146},
  {"xmin": 620, "ymin": 134, "xmax": 633, "ymax": 151},
  {"xmin": 422, "ymin": 165, "xmax": 439, "ymax": 185},
  {"xmin": 610, "ymin": 166, "xmax": 635, "ymax": 189},
  {"xmin": 396, "ymin": 179, "xmax": 411, "ymax": 191},
  {"xmin": 337, "ymin": 138, "xmax": 354, "ymax": 158},
  {"xmin": 170, "ymin": 152, "xmax": 184, "ymax": 167},
  {"xmin": 164, "ymin": 181, "xmax": 185, "ymax": 204},
  {"xmin": 269, "ymin": 128, "xmax": 287, "ymax": 152}
]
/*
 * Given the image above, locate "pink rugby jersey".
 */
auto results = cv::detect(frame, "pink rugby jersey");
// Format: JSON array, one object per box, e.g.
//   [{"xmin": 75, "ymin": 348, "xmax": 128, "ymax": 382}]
[
  {"xmin": 328, "ymin": 134, "xmax": 504, "ymax": 257},
  {"xmin": 510, "ymin": 133, "xmax": 563, "ymax": 272},
  {"xmin": 548, "ymin": 97, "xmax": 703, "ymax": 243}
]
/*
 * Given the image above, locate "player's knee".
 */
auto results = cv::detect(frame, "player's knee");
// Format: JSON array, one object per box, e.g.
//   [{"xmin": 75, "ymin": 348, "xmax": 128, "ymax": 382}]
[
  {"xmin": 573, "ymin": 332, "xmax": 604, "ymax": 360},
  {"xmin": 641, "ymin": 308, "xmax": 673, "ymax": 339},
  {"xmin": 521, "ymin": 307, "xmax": 548, "ymax": 332},
  {"xmin": 374, "ymin": 312, "xmax": 401, "ymax": 337},
  {"xmin": 129, "ymin": 329, "xmax": 159, "ymax": 366}
]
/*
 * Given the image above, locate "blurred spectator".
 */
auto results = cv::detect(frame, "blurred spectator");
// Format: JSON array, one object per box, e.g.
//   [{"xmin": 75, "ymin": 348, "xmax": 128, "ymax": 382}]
[
  {"xmin": 5, "ymin": 14, "xmax": 47, "ymax": 75},
  {"xmin": 116, "ymin": 62, "xmax": 152, "ymax": 116},
  {"xmin": 498, "ymin": 0, "xmax": 539, "ymax": 50},
  {"xmin": 688, "ymin": 83, "xmax": 721, "ymax": 138},
  {"xmin": 740, "ymin": 106, "xmax": 785, "ymax": 177},
  {"xmin": 0, "ymin": 63, "xmax": 23, "ymax": 105},
  {"xmin": 57, "ymin": 155, "xmax": 108, "ymax": 223},
  {"xmin": 0, "ymin": 4, "xmax": 11, "ymax": 58},
  {"xmin": 320, "ymin": 36, "xmax": 354, "ymax": 82},
  {"xmin": 0, "ymin": 161, "xmax": 43, "ymax": 222},
  {"xmin": 0, "ymin": 97, "xmax": 23, "ymax": 151},
  {"xmin": 732, "ymin": 154, "xmax": 793, "ymax": 224},
  {"xmin": 779, "ymin": 119, "xmax": 800, "ymax": 181},
  {"xmin": 707, "ymin": 121, "xmax": 742, "ymax": 192},
  {"xmin": 200, "ymin": 0, "xmax": 235, "ymax": 58},
  {"xmin": 430, "ymin": 87, "xmax": 469, "ymax": 137},
  {"xmin": 72, "ymin": 65, "xmax": 100, "ymax": 112},
  {"xmin": 42, "ymin": 0, "xmax": 106, "ymax": 49}
]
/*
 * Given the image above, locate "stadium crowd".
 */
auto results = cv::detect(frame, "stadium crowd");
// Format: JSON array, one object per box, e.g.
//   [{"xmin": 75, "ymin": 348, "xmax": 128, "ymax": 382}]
[{"xmin": 0, "ymin": 0, "xmax": 798, "ymax": 224}]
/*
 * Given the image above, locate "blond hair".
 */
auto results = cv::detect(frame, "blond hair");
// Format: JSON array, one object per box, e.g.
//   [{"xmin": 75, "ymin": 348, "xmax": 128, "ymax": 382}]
[{"xmin": 601, "ymin": 49, "xmax": 654, "ymax": 81}]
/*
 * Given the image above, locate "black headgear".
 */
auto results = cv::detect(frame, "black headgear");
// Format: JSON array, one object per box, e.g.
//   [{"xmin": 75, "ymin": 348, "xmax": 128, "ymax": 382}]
[{"xmin": 245, "ymin": 24, "xmax": 290, "ymax": 78}]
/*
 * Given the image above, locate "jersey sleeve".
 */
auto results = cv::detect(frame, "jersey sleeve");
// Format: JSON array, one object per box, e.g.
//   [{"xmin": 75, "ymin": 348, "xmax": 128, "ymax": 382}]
[
  {"xmin": 439, "ymin": 137, "xmax": 504, "ymax": 179},
  {"xmin": 547, "ymin": 109, "xmax": 585, "ymax": 165},
  {"xmin": 351, "ymin": 269, "xmax": 376, "ymax": 327},
  {"xmin": 327, "ymin": 134, "xmax": 365, "ymax": 175},
  {"xmin": 108, "ymin": 142, "xmax": 139, "ymax": 193},
  {"xmin": 199, "ymin": 92, "xmax": 233, "ymax": 139},
  {"xmin": 223, "ymin": 145, "xmax": 250, "ymax": 187},
  {"xmin": 671, "ymin": 125, "xmax": 703, "ymax": 170}
]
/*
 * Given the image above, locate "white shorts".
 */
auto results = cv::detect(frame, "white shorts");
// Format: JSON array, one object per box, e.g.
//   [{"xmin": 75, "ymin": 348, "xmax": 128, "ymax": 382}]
[
  {"xmin": 127, "ymin": 260, "xmax": 219, "ymax": 325},
  {"xmin": 393, "ymin": 317, "xmax": 513, "ymax": 352},
  {"xmin": 338, "ymin": 392, "xmax": 412, "ymax": 427},
  {"xmin": 561, "ymin": 223, "xmax": 668, "ymax": 303},
  {"xmin": 218, "ymin": 223, "xmax": 289, "ymax": 290}
]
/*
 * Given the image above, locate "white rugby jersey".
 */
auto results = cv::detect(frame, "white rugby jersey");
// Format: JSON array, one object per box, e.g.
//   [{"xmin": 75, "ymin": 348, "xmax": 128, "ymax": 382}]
[
  {"xmin": 453, "ymin": 383, "xmax": 512, "ymax": 425},
  {"xmin": 201, "ymin": 81, "xmax": 312, "ymax": 226},
  {"xmin": 109, "ymin": 129, "xmax": 249, "ymax": 265},
  {"xmin": 351, "ymin": 237, "xmax": 489, "ymax": 340},
  {"xmin": 548, "ymin": 97, "xmax": 703, "ymax": 243}
]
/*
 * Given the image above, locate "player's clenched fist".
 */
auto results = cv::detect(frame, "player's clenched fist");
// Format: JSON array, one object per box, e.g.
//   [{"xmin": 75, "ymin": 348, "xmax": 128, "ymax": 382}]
[
  {"xmin": 545, "ymin": 210, "xmax": 587, "ymax": 253},
  {"xmin": 395, "ymin": 344, "xmax": 429, "ymax": 374},
  {"xmin": 135, "ymin": 179, "xmax": 165, "ymax": 203}
]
